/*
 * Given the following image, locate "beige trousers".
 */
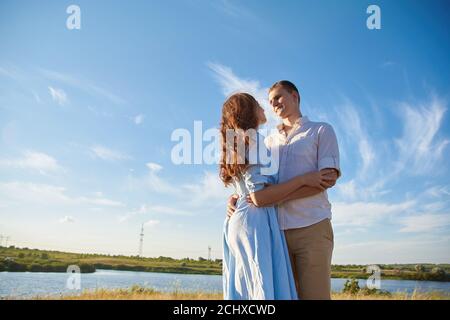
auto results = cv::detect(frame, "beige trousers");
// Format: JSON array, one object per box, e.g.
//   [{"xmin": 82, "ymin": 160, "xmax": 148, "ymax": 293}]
[{"xmin": 284, "ymin": 218, "xmax": 334, "ymax": 300}]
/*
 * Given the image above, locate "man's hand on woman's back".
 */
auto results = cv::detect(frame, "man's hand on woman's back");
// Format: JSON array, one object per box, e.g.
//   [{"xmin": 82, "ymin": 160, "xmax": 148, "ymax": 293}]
[{"xmin": 226, "ymin": 194, "xmax": 239, "ymax": 218}]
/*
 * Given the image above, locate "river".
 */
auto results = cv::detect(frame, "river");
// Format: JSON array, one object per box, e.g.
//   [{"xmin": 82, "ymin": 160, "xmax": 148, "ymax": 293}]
[{"xmin": 1, "ymin": 269, "xmax": 449, "ymax": 298}]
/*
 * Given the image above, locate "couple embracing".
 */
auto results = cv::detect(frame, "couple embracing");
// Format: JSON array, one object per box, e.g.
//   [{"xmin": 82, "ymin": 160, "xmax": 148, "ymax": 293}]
[{"xmin": 219, "ymin": 81, "xmax": 341, "ymax": 300}]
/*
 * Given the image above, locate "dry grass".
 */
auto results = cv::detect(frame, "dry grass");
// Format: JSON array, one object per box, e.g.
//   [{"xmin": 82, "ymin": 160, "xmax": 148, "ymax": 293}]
[
  {"xmin": 28, "ymin": 287, "xmax": 449, "ymax": 300},
  {"xmin": 32, "ymin": 286, "xmax": 223, "ymax": 300},
  {"xmin": 56, "ymin": 289, "xmax": 223, "ymax": 300},
  {"xmin": 332, "ymin": 290, "xmax": 449, "ymax": 300}
]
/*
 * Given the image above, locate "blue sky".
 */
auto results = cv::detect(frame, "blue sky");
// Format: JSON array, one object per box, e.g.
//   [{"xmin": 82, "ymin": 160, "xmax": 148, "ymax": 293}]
[{"xmin": 0, "ymin": 0, "xmax": 449, "ymax": 264}]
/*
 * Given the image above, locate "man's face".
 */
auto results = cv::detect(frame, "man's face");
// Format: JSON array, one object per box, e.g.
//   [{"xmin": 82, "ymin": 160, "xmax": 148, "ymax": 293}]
[{"xmin": 269, "ymin": 86, "xmax": 298, "ymax": 119}]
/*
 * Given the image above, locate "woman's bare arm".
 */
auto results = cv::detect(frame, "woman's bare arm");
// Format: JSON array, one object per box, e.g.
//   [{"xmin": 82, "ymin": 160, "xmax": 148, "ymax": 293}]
[
  {"xmin": 247, "ymin": 169, "xmax": 338, "ymax": 207},
  {"xmin": 280, "ymin": 186, "xmax": 323, "ymax": 202},
  {"xmin": 249, "ymin": 169, "xmax": 334, "ymax": 207}
]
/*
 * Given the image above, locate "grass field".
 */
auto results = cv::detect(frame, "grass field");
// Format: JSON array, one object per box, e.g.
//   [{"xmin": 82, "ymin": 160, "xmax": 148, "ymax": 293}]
[{"xmin": 28, "ymin": 286, "xmax": 449, "ymax": 300}]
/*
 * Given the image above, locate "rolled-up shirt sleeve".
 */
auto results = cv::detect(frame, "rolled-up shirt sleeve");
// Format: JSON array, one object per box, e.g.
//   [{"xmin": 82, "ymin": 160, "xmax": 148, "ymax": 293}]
[
  {"xmin": 317, "ymin": 123, "xmax": 341, "ymax": 177},
  {"xmin": 243, "ymin": 164, "xmax": 272, "ymax": 193}
]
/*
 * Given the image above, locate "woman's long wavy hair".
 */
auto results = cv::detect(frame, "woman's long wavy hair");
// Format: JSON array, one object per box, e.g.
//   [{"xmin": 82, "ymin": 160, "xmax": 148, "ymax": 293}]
[{"xmin": 220, "ymin": 92, "xmax": 259, "ymax": 186}]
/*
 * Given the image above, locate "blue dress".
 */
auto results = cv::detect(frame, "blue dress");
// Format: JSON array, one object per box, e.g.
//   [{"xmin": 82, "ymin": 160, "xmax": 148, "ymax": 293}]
[{"xmin": 222, "ymin": 135, "xmax": 298, "ymax": 300}]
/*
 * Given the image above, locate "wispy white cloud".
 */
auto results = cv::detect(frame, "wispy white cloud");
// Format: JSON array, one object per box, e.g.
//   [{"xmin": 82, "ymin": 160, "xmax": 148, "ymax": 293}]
[
  {"xmin": 0, "ymin": 151, "xmax": 62, "ymax": 174},
  {"xmin": 126, "ymin": 162, "xmax": 178, "ymax": 196},
  {"xmin": 329, "ymin": 94, "xmax": 450, "ymax": 245},
  {"xmin": 0, "ymin": 181, "xmax": 124, "ymax": 208},
  {"xmin": 82, "ymin": 197, "xmax": 124, "ymax": 207},
  {"xmin": 187, "ymin": 0, "xmax": 255, "ymax": 21},
  {"xmin": 146, "ymin": 162, "xmax": 162, "ymax": 172},
  {"xmin": 381, "ymin": 60, "xmax": 395, "ymax": 68},
  {"xmin": 207, "ymin": 64, "xmax": 450, "ymax": 263},
  {"xmin": 394, "ymin": 95, "xmax": 449, "ymax": 175},
  {"xmin": 39, "ymin": 68, "xmax": 126, "ymax": 105},
  {"xmin": 333, "ymin": 200, "xmax": 416, "ymax": 227},
  {"xmin": 336, "ymin": 98, "xmax": 375, "ymax": 177},
  {"xmin": 333, "ymin": 235, "xmax": 450, "ymax": 264},
  {"xmin": 131, "ymin": 162, "xmax": 228, "ymax": 208},
  {"xmin": 212, "ymin": 0, "xmax": 247, "ymax": 17},
  {"xmin": 425, "ymin": 185, "xmax": 450, "ymax": 198},
  {"xmin": 32, "ymin": 91, "xmax": 42, "ymax": 104},
  {"xmin": 1, "ymin": 65, "xmax": 125, "ymax": 110},
  {"xmin": 144, "ymin": 163, "xmax": 179, "ymax": 194},
  {"xmin": 333, "ymin": 185, "xmax": 450, "ymax": 234},
  {"xmin": 48, "ymin": 86, "xmax": 68, "ymax": 106},
  {"xmin": 124, "ymin": 165, "xmax": 230, "ymax": 222},
  {"xmin": 147, "ymin": 205, "xmax": 193, "ymax": 216},
  {"xmin": 134, "ymin": 114, "xmax": 144, "ymax": 125},
  {"xmin": 0, "ymin": 65, "xmax": 21, "ymax": 80},
  {"xmin": 144, "ymin": 219, "xmax": 160, "ymax": 227},
  {"xmin": 59, "ymin": 215, "xmax": 75, "ymax": 223},
  {"xmin": 207, "ymin": 62, "xmax": 262, "ymax": 96},
  {"xmin": 154, "ymin": 169, "xmax": 230, "ymax": 216},
  {"xmin": 118, "ymin": 204, "xmax": 150, "ymax": 222},
  {"xmin": 421, "ymin": 201, "xmax": 448, "ymax": 212},
  {"xmin": 87, "ymin": 105, "xmax": 113, "ymax": 118},
  {"xmin": 118, "ymin": 202, "xmax": 193, "ymax": 223},
  {"xmin": 399, "ymin": 213, "xmax": 450, "ymax": 233},
  {"xmin": 207, "ymin": 62, "xmax": 279, "ymax": 129},
  {"xmin": 91, "ymin": 145, "xmax": 131, "ymax": 161},
  {"xmin": 89, "ymin": 84, "xmax": 126, "ymax": 105},
  {"xmin": 182, "ymin": 171, "xmax": 229, "ymax": 207},
  {"xmin": 0, "ymin": 182, "xmax": 70, "ymax": 205},
  {"xmin": 336, "ymin": 179, "xmax": 358, "ymax": 200}
]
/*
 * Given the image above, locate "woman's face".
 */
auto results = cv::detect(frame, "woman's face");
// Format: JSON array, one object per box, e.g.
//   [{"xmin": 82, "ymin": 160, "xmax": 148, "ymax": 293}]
[{"xmin": 256, "ymin": 103, "xmax": 267, "ymax": 125}]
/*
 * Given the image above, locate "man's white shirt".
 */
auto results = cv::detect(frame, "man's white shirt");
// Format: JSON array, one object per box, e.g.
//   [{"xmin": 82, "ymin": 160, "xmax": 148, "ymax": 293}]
[{"xmin": 265, "ymin": 116, "xmax": 341, "ymax": 230}]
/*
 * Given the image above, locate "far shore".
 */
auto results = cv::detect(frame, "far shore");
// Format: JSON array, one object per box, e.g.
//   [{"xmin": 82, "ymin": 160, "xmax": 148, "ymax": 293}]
[{"xmin": 1, "ymin": 246, "xmax": 449, "ymax": 282}]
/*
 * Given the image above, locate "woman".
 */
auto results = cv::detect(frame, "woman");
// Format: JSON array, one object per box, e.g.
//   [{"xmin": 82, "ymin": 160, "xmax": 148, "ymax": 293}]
[{"xmin": 220, "ymin": 92, "xmax": 332, "ymax": 300}]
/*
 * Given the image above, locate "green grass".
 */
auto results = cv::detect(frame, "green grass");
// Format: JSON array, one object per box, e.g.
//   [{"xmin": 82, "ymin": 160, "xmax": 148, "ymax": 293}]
[{"xmin": 1, "ymin": 246, "xmax": 449, "ymax": 281}]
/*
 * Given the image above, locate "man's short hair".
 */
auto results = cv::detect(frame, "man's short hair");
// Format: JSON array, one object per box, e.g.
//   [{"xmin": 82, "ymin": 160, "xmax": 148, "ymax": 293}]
[{"xmin": 269, "ymin": 80, "xmax": 300, "ymax": 96}]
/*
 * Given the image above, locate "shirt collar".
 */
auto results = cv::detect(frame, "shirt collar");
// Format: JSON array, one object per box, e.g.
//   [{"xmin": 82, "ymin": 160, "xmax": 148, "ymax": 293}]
[{"xmin": 276, "ymin": 116, "xmax": 310, "ymax": 134}]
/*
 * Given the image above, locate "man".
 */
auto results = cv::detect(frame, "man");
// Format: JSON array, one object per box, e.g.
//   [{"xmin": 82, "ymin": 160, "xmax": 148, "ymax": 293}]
[{"xmin": 226, "ymin": 80, "xmax": 340, "ymax": 300}]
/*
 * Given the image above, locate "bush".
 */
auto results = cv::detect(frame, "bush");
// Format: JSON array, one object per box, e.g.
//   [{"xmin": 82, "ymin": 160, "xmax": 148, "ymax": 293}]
[
  {"xmin": 157, "ymin": 256, "xmax": 174, "ymax": 262},
  {"xmin": 415, "ymin": 264, "xmax": 425, "ymax": 272},
  {"xmin": 29, "ymin": 263, "xmax": 44, "ymax": 272},
  {"xmin": 430, "ymin": 267, "xmax": 447, "ymax": 281},
  {"xmin": 79, "ymin": 263, "xmax": 96, "ymax": 273},
  {"xmin": 342, "ymin": 279, "xmax": 360, "ymax": 294},
  {"xmin": 130, "ymin": 285, "xmax": 156, "ymax": 294},
  {"xmin": 4, "ymin": 260, "xmax": 27, "ymax": 272}
]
